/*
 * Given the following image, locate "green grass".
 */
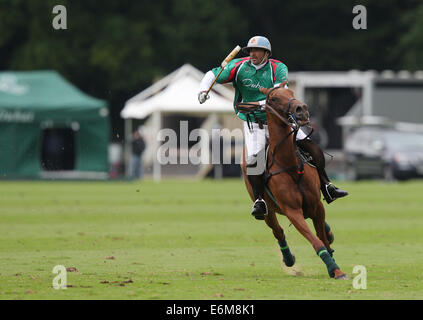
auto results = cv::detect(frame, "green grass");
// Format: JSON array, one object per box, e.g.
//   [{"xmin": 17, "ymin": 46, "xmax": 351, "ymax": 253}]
[{"xmin": 0, "ymin": 178, "xmax": 423, "ymax": 300}]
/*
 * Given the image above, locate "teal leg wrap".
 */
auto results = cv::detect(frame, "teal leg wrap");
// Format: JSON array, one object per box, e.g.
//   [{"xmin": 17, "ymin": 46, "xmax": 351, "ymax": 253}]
[
  {"xmin": 317, "ymin": 246, "xmax": 339, "ymax": 278},
  {"xmin": 324, "ymin": 222, "xmax": 331, "ymax": 234},
  {"xmin": 278, "ymin": 239, "xmax": 295, "ymax": 267}
]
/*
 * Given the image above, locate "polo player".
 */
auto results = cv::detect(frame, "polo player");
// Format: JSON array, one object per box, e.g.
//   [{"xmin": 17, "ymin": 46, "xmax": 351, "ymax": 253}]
[{"xmin": 198, "ymin": 36, "xmax": 348, "ymax": 220}]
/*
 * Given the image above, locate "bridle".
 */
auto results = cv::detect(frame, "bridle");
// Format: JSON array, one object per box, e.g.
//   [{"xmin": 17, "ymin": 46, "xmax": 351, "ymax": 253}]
[
  {"xmin": 263, "ymin": 85, "xmax": 313, "ymax": 146},
  {"xmin": 265, "ymin": 86, "xmax": 303, "ymax": 129}
]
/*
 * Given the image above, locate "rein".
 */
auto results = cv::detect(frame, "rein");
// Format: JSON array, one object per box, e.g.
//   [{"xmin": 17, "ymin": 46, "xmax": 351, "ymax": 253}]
[
  {"xmin": 236, "ymin": 98, "xmax": 298, "ymax": 130},
  {"xmin": 235, "ymin": 103, "xmax": 265, "ymax": 131}
]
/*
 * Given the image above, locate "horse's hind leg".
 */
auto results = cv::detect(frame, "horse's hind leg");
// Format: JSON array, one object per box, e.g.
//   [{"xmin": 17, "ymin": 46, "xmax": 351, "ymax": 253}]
[
  {"xmin": 312, "ymin": 202, "xmax": 332, "ymax": 251},
  {"xmin": 265, "ymin": 211, "xmax": 295, "ymax": 267},
  {"xmin": 285, "ymin": 208, "xmax": 348, "ymax": 279}
]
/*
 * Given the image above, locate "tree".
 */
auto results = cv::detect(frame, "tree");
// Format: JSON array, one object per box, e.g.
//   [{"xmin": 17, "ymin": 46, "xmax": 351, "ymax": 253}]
[
  {"xmin": 0, "ymin": 0, "xmax": 421, "ymax": 140},
  {"xmin": 395, "ymin": 2, "xmax": 423, "ymax": 70}
]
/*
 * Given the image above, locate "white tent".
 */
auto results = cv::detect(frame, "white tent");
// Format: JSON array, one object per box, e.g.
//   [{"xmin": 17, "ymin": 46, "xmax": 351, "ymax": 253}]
[
  {"xmin": 121, "ymin": 64, "xmax": 236, "ymax": 180},
  {"xmin": 122, "ymin": 64, "xmax": 234, "ymax": 119}
]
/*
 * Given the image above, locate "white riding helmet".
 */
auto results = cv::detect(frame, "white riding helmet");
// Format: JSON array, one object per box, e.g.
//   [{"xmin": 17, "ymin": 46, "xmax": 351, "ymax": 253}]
[{"xmin": 242, "ymin": 36, "xmax": 272, "ymax": 56}]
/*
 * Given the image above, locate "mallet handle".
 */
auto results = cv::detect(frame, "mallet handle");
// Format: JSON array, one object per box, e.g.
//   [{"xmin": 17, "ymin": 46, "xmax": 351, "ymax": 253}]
[
  {"xmin": 221, "ymin": 45, "xmax": 241, "ymax": 68},
  {"xmin": 206, "ymin": 45, "xmax": 241, "ymax": 95}
]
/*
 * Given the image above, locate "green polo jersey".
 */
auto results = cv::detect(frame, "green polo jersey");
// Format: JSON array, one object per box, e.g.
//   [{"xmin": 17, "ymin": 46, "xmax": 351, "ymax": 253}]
[{"xmin": 211, "ymin": 57, "xmax": 288, "ymax": 123}]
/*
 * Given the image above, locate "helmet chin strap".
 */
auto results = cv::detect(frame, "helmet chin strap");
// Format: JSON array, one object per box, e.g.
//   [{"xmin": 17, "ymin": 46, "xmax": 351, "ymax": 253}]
[
  {"xmin": 252, "ymin": 52, "xmax": 270, "ymax": 69},
  {"xmin": 257, "ymin": 55, "xmax": 267, "ymax": 65},
  {"xmin": 252, "ymin": 51, "xmax": 270, "ymax": 67}
]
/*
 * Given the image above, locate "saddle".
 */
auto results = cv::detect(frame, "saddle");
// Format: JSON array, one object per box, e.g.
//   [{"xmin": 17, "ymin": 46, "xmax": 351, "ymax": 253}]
[{"xmin": 264, "ymin": 139, "xmax": 316, "ymax": 176}]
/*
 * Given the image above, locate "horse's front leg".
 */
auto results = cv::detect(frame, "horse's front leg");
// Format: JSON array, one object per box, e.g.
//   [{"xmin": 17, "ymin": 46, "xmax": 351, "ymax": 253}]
[
  {"xmin": 264, "ymin": 211, "xmax": 295, "ymax": 267},
  {"xmin": 285, "ymin": 207, "xmax": 348, "ymax": 280}
]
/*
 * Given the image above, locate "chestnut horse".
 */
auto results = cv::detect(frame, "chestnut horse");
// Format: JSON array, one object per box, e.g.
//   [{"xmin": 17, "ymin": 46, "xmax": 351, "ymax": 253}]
[{"xmin": 239, "ymin": 82, "xmax": 349, "ymax": 280}]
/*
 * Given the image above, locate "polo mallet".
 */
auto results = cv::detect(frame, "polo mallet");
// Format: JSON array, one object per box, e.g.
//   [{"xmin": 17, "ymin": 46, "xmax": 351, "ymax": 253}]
[{"xmin": 205, "ymin": 45, "xmax": 241, "ymax": 95}]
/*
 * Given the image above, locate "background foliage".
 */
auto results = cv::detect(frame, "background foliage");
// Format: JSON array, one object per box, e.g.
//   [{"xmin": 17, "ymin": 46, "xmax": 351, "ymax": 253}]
[{"xmin": 1, "ymin": 0, "xmax": 422, "ymax": 139}]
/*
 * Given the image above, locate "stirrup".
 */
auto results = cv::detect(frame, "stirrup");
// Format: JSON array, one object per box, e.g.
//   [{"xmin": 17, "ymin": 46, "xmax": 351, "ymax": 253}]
[{"xmin": 251, "ymin": 199, "xmax": 268, "ymax": 220}]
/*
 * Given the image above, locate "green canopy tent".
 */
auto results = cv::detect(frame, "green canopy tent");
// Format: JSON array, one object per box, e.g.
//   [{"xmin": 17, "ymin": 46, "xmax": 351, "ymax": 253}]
[{"xmin": 0, "ymin": 70, "xmax": 110, "ymax": 179}]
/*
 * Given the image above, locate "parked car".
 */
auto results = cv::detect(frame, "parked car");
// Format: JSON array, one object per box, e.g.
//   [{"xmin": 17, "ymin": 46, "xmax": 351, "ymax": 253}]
[{"xmin": 344, "ymin": 127, "xmax": 423, "ymax": 181}]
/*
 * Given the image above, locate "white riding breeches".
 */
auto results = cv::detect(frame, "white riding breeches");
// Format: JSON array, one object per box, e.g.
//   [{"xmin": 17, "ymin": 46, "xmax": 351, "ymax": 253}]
[{"xmin": 243, "ymin": 121, "xmax": 308, "ymax": 160}]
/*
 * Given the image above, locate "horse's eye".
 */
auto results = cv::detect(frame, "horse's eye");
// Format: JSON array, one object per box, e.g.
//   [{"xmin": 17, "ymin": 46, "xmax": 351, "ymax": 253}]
[{"xmin": 271, "ymin": 97, "xmax": 276, "ymax": 102}]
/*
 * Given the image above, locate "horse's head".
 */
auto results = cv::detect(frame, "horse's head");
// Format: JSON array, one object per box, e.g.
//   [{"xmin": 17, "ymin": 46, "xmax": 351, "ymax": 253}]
[{"xmin": 260, "ymin": 81, "xmax": 310, "ymax": 127}]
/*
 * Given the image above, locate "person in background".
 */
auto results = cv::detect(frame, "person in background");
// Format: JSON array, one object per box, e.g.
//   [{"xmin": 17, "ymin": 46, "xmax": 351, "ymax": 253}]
[{"xmin": 131, "ymin": 130, "xmax": 145, "ymax": 179}]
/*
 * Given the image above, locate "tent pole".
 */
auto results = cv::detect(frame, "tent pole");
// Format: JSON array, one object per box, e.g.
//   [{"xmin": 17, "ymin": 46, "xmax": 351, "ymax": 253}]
[
  {"xmin": 363, "ymin": 75, "xmax": 374, "ymax": 116},
  {"xmin": 152, "ymin": 110, "xmax": 162, "ymax": 182},
  {"xmin": 124, "ymin": 118, "xmax": 133, "ymax": 178}
]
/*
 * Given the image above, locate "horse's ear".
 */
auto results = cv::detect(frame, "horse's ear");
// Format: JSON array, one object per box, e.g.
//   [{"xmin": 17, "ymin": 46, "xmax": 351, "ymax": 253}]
[
  {"xmin": 259, "ymin": 87, "xmax": 270, "ymax": 96},
  {"xmin": 280, "ymin": 80, "xmax": 287, "ymax": 88}
]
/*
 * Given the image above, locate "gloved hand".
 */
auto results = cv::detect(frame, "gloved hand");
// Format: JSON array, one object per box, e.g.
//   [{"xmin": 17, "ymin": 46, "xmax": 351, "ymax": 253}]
[{"xmin": 198, "ymin": 91, "xmax": 210, "ymax": 104}]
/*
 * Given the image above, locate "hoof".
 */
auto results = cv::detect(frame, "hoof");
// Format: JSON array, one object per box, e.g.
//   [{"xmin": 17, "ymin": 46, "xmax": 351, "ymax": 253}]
[
  {"xmin": 335, "ymin": 273, "xmax": 349, "ymax": 280},
  {"xmin": 283, "ymin": 254, "xmax": 295, "ymax": 267}
]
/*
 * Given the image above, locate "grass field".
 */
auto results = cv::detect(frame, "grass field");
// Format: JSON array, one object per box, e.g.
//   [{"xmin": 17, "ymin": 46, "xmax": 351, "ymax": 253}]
[{"xmin": 0, "ymin": 178, "xmax": 422, "ymax": 300}]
